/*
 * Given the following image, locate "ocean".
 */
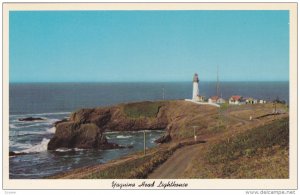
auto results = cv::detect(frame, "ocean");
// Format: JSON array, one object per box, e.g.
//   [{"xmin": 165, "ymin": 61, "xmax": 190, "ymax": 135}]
[{"xmin": 9, "ymin": 81, "xmax": 289, "ymax": 179}]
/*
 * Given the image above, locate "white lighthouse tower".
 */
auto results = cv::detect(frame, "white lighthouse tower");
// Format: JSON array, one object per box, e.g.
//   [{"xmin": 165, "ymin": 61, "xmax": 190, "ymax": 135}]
[{"xmin": 192, "ymin": 73, "xmax": 199, "ymax": 101}]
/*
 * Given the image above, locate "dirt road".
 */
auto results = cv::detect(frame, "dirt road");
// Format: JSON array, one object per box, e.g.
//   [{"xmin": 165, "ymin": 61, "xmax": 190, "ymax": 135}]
[{"xmin": 147, "ymin": 143, "xmax": 202, "ymax": 179}]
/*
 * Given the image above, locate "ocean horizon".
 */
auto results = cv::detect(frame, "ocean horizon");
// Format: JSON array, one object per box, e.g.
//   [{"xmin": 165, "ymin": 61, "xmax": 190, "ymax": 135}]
[{"xmin": 10, "ymin": 81, "xmax": 289, "ymax": 114}]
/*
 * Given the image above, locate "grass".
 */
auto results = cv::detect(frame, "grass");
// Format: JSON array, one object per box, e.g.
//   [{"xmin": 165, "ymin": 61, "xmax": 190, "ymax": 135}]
[
  {"xmin": 220, "ymin": 102, "xmax": 229, "ymax": 111},
  {"xmin": 207, "ymin": 117, "xmax": 288, "ymax": 163},
  {"xmin": 191, "ymin": 117, "xmax": 289, "ymax": 178},
  {"xmin": 84, "ymin": 143, "xmax": 181, "ymax": 179},
  {"xmin": 83, "ymin": 140, "xmax": 205, "ymax": 179},
  {"xmin": 123, "ymin": 101, "xmax": 164, "ymax": 118}
]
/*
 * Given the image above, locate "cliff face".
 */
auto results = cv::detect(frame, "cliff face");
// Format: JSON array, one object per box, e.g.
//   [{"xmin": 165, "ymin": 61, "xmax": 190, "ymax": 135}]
[{"xmin": 47, "ymin": 100, "xmax": 218, "ymax": 150}]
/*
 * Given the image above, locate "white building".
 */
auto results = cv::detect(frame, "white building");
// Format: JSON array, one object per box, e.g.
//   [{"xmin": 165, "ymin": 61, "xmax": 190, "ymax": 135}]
[
  {"xmin": 229, "ymin": 96, "xmax": 244, "ymax": 105},
  {"xmin": 259, "ymin": 99, "xmax": 266, "ymax": 104},
  {"xmin": 192, "ymin": 73, "xmax": 199, "ymax": 101},
  {"xmin": 245, "ymin": 98, "xmax": 258, "ymax": 104},
  {"xmin": 208, "ymin": 96, "xmax": 226, "ymax": 104}
]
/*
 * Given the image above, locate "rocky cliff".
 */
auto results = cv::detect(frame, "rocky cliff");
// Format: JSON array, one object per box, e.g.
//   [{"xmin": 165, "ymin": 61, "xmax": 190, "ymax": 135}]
[{"xmin": 47, "ymin": 100, "xmax": 218, "ymax": 150}]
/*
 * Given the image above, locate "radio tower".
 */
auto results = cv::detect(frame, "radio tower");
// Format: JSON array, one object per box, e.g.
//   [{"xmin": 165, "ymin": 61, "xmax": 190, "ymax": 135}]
[{"xmin": 216, "ymin": 65, "xmax": 220, "ymax": 97}]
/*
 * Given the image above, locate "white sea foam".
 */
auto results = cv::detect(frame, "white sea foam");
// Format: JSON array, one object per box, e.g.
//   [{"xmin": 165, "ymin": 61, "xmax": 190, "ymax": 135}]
[
  {"xmin": 151, "ymin": 138, "xmax": 157, "ymax": 143},
  {"xmin": 15, "ymin": 138, "xmax": 50, "ymax": 153},
  {"xmin": 55, "ymin": 148, "xmax": 72, "ymax": 152},
  {"xmin": 46, "ymin": 119, "xmax": 60, "ymax": 124},
  {"xmin": 55, "ymin": 148, "xmax": 84, "ymax": 152},
  {"xmin": 74, "ymin": 148, "xmax": 84, "ymax": 151},
  {"xmin": 13, "ymin": 131, "xmax": 46, "ymax": 136},
  {"xmin": 10, "ymin": 142, "xmax": 33, "ymax": 150},
  {"xmin": 104, "ymin": 131, "xmax": 120, "ymax": 135},
  {"xmin": 9, "ymin": 124, "xmax": 20, "ymax": 129},
  {"xmin": 19, "ymin": 123, "xmax": 44, "ymax": 128},
  {"xmin": 10, "ymin": 112, "xmax": 71, "ymax": 117},
  {"xmin": 12, "ymin": 118, "xmax": 60, "ymax": 128},
  {"xmin": 46, "ymin": 127, "xmax": 56, "ymax": 134},
  {"xmin": 116, "ymin": 135, "xmax": 132, "ymax": 139}
]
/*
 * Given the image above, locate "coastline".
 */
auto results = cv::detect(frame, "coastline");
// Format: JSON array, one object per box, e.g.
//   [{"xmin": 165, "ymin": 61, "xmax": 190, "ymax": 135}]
[{"xmin": 45, "ymin": 100, "xmax": 289, "ymax": 179}]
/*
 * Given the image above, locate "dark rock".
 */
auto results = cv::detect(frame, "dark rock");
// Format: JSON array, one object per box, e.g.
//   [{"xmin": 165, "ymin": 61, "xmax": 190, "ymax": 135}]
[
  {"xmin": 155, "ymin": 134, "xmax": 172, "ymax": 144},
  {"xmin": 54, "ymin": 118, "xmax": 69, "ymax": 126},
  {"xmin": 9, "ymin": 151, "xmax": 27, "ymax": 156},
  {"xmin": 19, "ymin": 117, "xmax": 45, "ymax": 121},
  {"xmin": 47, "ymin": 101, "xmax": 180, "ymax": 150},
  {"xmin": 47, "ymin": 122, "xmax": 121, "ymax": 150}
]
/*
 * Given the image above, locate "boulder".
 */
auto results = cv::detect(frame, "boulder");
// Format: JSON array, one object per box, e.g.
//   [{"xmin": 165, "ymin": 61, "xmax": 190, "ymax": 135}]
[
  {"xmin": 9, "ymin": 151, "xmax": 27, "ymax": 156},
  {"xmin": 53, "ymin": 118, "xmax": 69, "ymax": 126},
  {"xmin": 48, "ymin": 101, "xmax": 196, "ymax": 150},
  {"xmin": 47, "ymin": 122, "xmax": 120, "ymax": 150},
  {"xmin": 155, "ymin": 133, "xmax": 172, "ymax": 144},
  {"xmin": 19, "ymin": 117, "xmax": 45, "ymax": 121}
]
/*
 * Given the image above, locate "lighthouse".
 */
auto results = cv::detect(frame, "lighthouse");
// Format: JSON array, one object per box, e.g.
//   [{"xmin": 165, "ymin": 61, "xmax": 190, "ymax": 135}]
[{"xmin": 192, "ymin": 73, "xmax": 199, "ymax": 101}]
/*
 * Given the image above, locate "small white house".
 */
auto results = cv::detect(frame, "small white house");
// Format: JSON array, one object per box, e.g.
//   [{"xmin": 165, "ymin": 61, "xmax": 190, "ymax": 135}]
[
  {"xmin": 208, "ymin": 96, "xmax": 226, "ymax": 104},
  {"xmin": 195, "ymin": 95, "xmax": 205, "ymax": 102},
  {"xmin": 259, "ymin": 99, "xmax": 266, "ymax": 104},
  {"xmin": 245, "ymin": 98, "xmax": 258, "ymax": 104},
  {"xmin": 229, "ymin": 96, "xmax": 244, "ymax": 105},
  {"xmin": 217, "ymin": 98, "xmax": 226, "ymax": 104}
]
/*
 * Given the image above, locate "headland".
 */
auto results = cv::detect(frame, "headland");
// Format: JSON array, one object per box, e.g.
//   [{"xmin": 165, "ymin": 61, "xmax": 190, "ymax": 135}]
[{"xmin": 47, "ymin": 100, "xmax": 289, "ymax": 179}]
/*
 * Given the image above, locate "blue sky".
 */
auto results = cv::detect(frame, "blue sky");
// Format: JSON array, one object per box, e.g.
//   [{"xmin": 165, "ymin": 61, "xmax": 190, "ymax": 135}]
[{"xmin": 9, "ymin": 11, "xmax": 289, "ymax": 82}]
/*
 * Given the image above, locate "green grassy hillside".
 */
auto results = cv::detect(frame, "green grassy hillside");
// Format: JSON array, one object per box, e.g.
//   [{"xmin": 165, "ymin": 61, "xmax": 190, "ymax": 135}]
[
  {"xmin": 190, "ymin": 117, "xmax": 289, "ymax": 178},
  {"xmin": 122, "ymin": 101, "xmax": 164, "ymax": 118}
]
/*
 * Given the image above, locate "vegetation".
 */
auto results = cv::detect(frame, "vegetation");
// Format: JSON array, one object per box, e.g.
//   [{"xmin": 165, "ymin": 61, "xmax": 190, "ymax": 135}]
[
  {"xmin": 84, "ymin": 143, "xmax": 180, "ymax": 179},
  {"xmin": 220, "ymin": 102, "xmax": 229, "ymax": 111},
  {"xmin": 83, "ymin": 140, "xmax": 205, "ymax": 179},
  {"xmin": 123, "ymin": 101, "xmax": 164, "ymax": 118},
  {"xmin": 49, "ymin": 101, "xmax": 289, "ymax": 179},
  {"xmin": 191, "ymin": 117, "xmax": 289, "ymax": 178}
]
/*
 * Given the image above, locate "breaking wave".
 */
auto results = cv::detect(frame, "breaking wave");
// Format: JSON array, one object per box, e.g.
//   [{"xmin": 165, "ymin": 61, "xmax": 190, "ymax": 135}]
[
  {"xmin": 55, "ymin": 148, "xmax": 84, "ymax": 152},
  {"xmin": 14, "ymin": 138, "xmax": 50, "ymax": 154},
  {"xmin": 46, "ymin": 127, "xmax": 56, "ymax": 134},
  {"xmin": 10, "ymin": 112, "xmax": 71, "ymax": 117},
  {"xmin": 9, "ymin": 124, "xmax": 20, "ymax": 129},
  {"xmin": 116, "ymin": 135, "xmax": 132, "ymax": 139}
]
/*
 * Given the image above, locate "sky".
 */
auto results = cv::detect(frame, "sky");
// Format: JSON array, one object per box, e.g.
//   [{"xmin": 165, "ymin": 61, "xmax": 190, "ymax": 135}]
[{"xmin": 9, "ymin": 10, "xmax": 289, "ymax": 82}]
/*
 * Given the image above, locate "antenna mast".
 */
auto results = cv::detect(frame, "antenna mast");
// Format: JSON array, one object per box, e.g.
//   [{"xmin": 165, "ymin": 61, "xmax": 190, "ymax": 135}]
[{"xmin": 216, "ymin": 65, "xmax": 220, "ymax": 97}]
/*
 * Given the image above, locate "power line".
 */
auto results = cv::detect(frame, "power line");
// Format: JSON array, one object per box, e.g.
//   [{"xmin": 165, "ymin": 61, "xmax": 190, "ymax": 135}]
[{"xmin": 216, "ymin": 65, "xmax": 220, "ymax": 97}]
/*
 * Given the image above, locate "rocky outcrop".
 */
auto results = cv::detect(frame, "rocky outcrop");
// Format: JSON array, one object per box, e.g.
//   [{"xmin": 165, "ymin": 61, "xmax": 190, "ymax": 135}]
[
  {"xmin": 9, "ymin": 151, "xmax": 27, "ymax": 156},
  {"xmin": 53, "ymin": 118, "xmax": 69, "ymax": 126},
  {"xmin": 19, "ymin": 117, "xmax": 45, "ymax": 121},
  {"xmin": 48, "ymin": 122, "xmax": 120, "ymax": 150},
  {"xmin": 155, "ymin": 133, "xmax": 172, "ymax": 144},
  {"xmin": 47, "ymin": 100, "xmax": 218, "ymax": 150}
]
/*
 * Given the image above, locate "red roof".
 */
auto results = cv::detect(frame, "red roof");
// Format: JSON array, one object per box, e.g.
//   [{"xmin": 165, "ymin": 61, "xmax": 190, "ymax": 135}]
[
  {"xmin": 210, "ymin": 96, "xmax": 219, "ymax": 101},
  {"xmin": 230, "ymin": 96, "xmax": 242, "ymax": 101}
]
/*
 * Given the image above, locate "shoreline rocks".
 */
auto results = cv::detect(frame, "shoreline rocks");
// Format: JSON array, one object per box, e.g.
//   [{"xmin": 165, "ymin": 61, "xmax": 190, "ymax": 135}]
[
  {"xmin": 9, "ymin": 151, "xmax": 27, "ymax": 156},
  {"xmin": 47, "ymin": 100, "xmax": 218, "ymax": 150},
  {"xmin": 155, "ymin": 133, "xmax": 172, "ymax": 144},
  {"xmin": 19, "ymin": 117, "xmax": 45, "ymax": 122}
]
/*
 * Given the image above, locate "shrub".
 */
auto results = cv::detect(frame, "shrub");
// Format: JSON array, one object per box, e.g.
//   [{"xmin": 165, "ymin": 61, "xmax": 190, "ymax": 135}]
[{"xmin": 123, "ymin": 101, "xmax": 164, "ymax": 118}]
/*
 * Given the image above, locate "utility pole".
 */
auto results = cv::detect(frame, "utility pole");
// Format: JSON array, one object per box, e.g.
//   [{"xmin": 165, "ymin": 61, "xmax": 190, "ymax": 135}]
[
  {"xmin": 192, "ymin": 126, "xmax": 198, "ymax": 142},
  {"xmin": 216, "ymin": 65, "xmax": 220, "ymax": 97},
  {"xmin": 218, "ymin": 107, "xmax": 221, "ymax": 131},
  {"xmin": 273, "ymin": 101, "xmax": 277, "ymax": 114},
  {"xmin": 162, "ymin": 87, "xmax": 165, "ymax": 100},
  {"xmin": 144, "ymin": 130, "xmax": 146, "ymax": 156}
]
